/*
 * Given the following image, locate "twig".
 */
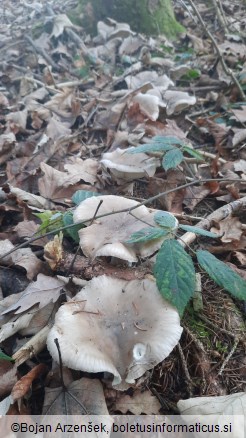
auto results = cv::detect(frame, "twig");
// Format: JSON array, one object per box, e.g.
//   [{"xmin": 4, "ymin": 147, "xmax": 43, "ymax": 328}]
[
  {"xmin": 12, "ymin": 326, "xmax": 50, "ymax": 366},
  {"xmin": 186, "ymin": 0, "xmax": 245, "ymax": 101},
  {"xmin": 177, "ymin": 343, "xmax": 194, "ymax": 396},
  {"xmin": 211, "ymin": 0, "xmax": 229, "ymax": 32},
  {"xmin": 218, "ymin": 338, "xmax": 239, "ymax": 376},
  {"xmin": 180, "ymin": 195, "xmax": 246, "ymax": 247}
]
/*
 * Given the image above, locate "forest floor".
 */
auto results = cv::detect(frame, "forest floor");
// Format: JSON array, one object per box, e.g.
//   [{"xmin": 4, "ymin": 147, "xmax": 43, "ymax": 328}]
[{"xmin": 0, "ymin": 0, "xmax": 245, "ymax": 420}]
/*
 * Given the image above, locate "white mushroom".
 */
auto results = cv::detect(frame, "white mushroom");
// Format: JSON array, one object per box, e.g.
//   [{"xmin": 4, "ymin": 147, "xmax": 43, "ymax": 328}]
[
  {"xmin": 47, "ymin": 275, "xmax": 182, "ymax": 388},
  {"xmin": 73, "ymin": 195, "xmax": 172, "ymax": 262},
  {"xmin": 101, "ymin": 147, "xmax": 159, "ymax": 183}
]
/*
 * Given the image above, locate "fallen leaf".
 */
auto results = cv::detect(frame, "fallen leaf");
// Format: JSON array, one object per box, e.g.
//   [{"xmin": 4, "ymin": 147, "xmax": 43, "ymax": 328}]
[
  {"xmin": 212, "ymin": 216, "xmax": 242, "ymax": 243},
  {"xmin": 115, "ymin": 390, "xmax": 161, "ymax": 414},
  {"xmin": 11, "ymin": 364, "xmax": 48, "ymax": 402},
  {"xmin": 0, "ymin": 361, "xmax": 18, "ymax": 398},
  {"xmin": 1, "ymin": 274, "xmax": 65, "ymax": 315},
  {"xmin": 43, "ymin": 377, "xmax": 109, "ymax": 415}
]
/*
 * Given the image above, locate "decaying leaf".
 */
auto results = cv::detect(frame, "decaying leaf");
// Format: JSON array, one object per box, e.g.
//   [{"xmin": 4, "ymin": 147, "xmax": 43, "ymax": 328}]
[
  {"xmin": 11, "ymin": 364, "xmax": 48, "ymax": 402},
  {"xmin": 115, "ymin": 389, "xmax": 161, "ymax": 414},
  {"xmin": 1, "ymin": 274, "xmax": 65, "ymax": 315}
]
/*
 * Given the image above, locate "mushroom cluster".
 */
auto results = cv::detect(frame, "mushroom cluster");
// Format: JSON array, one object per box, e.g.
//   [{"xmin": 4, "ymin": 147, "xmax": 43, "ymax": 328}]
[
  {"xmin": 47, "ymin": 275, "xmax": 182, "ymax": 388},
  {"xmin": 73, "ymin": 195, "xmax": 177, "ymax": 262}
]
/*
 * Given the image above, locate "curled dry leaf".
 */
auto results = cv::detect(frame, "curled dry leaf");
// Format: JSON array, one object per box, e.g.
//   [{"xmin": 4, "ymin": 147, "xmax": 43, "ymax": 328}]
[
  {"xmin": 11, "ymin": 364, "xmax": 48, "ymax": 402},
  {"xmin": 1, "ymin": 273, "xmax": 65, "ymax": 316},
  {"xmin": 100, "ymin": 148, "xmax": 159, "ymax": 183},
  {"xmin": 211, "ymin": 216, "xmax": 242, "ymax": 243},
  {"xmin": 73, "ymin": 195, "xmax": 168, "ymax": 262},
  {"xmin": 0, "ymin": 361, "xmax": 18, "ymax": 398},
  {"xmin": 47, "ymin": 275, "xmax": 182, "ymax": 388},
  {"xmin": 0, "ymin": 239, "xmax": 43, "ymax": 280},
  {"xmin": 9, "ymin": 186, "xmax": 53, "ymax": 210}
]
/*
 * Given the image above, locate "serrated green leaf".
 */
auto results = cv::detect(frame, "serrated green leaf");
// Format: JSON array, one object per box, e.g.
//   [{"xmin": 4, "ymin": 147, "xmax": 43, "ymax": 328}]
[
  {"xmin": 162, "ymin": 148, "xmax": 184, "ymax": 170},
  {"xmin": 124, "ymin": 227, "xmax": 167, "ymax": 244},
  {"xmin": 196, "ymin": 250, "xmax": 246, "ymax": 301},
  {"xmin": 34, "ymin": 211, "xmax": 63, "ymax": 235},
  {"xmin": 62, "ymin": 211, "xmax": 84, "ymax": 243},
  {"xmin": 152, "ymin": 136, "xmax": 185, "ymax": 146},
  {"xmin": 154, "ymin": 211, "xmax": 178, "ymax": 230},
  {"xmin": 72, "ymin": 190, "xmax": 100, "ymax": 205},
  {"xmin": 179, "ymin": 224, "xmax": 219, "ymax": 238},
  {"xmin": 0, "ymin": 349, "xmax": 13, "ymax": 362},
  {"xmin": 182, "ymin": 146, "xmax": 204, "ymax": 160},
  {"xmin": 154, "ymin": 239, "xmax": 196, "ymax": 316},
  {"xmin": 128, "ymin": 136, "xmax": 184, "ymax": 154},
  {"xmin": 127, "ymin": 143, "xmax": 175, "ymax": 154}
]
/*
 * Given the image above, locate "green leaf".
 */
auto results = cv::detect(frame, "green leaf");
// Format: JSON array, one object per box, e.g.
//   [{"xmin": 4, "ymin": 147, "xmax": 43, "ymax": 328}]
[
  {"xmin": 179, "ymin": 225, "xmax": 219, "ymax": 238},
  {"xmin": 62, "ymin": 211, "xmax": 84, "ymax": 243},
  {"xmin": 154, "ymin": 211, "xmax": 178, "ymax": 230},
  {"xmin": 154, "ymin": 240, "xmax": 196, "ymax": 316},
  {"xmin": 128, "ymin": 136, "xmax": 184, "ymax": 154},
  {"xmin": 162, "ymin": 148, "xmax": 184, "ymax": 170},
  {"xmin": 72, "ymin": 190, "xmax": 100, "ymax": 205},
  {"xmin": 182, "ymin": 146, "xmax": 204, "ymax": 160},
  {"xmin": 34, "ymin": 211, "xmax": 63, "ymax": 235},
  {"xmin": 0, "ymin": 349, "xmax": 13, "ymax": 362},
  {"xmin": 124, "ymin": 227, "xmax": 167, "ymax": 244},
  {"xmin": 152, "ymin": 136, "xmax": 184, "ymax": 146},
  {"xmin": 127, "ymin": 143, "xmax": 175, "ymax": 154},
  {"xmin": 196, "ymin": 250, "xmax": 246, "ymax": 301}
]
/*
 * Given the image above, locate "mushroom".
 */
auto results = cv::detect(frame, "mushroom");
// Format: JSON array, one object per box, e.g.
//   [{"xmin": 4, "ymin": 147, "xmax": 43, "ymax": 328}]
[
  {"xmin": 47, "ymin": 275, "xmax": 182, "ymax": 388},
  {"xmin": 73, "ymin": 195, "xmax": 173, "ymax": 262},
  {"xmin": 100, "ymin": 147, "xmax": 159, "ymax": 183}
]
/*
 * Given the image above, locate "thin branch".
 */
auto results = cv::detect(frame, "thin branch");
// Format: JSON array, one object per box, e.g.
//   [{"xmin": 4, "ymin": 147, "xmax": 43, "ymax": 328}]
[{"xmin": 186, "ymin": 0, "xmax": 245, "ymax": 101}]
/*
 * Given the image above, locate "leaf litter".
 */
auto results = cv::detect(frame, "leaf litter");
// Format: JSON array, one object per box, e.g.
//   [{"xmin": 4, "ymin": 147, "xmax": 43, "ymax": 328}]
[{"xmin": 0, "ymin": 0, "xmax": 245, "ymax": 420}]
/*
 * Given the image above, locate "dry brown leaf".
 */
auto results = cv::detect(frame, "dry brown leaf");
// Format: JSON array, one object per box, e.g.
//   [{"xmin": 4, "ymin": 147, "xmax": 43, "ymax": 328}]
[
  {"xmin": 148, "ymin": 169, "xmax": 186, "ymax": 213},
  {"xmin": 183, "ymin": 185, "xmax": 210, "ymax": 211},
  {"xmin": 9, "ymin": 186, "xmax": 53, "ymax": 210},
  {"xmin": 1, "ymin": 274, "xmax": 65, "ymax": 315},
  {"xmin": 233, "ymin": 251, "xmax": 246, "ymax": 266},
  {"xmin": 38, "ymin": 162, "xmax": 82, "ymax": 200},
  {"xmin": 11, "ymin": 364, "xmax": 48, "ymax": 402},
  {"xmin": 212, "ymin": 216, "xmax": 242, "ymax": 243},
  {"xmin": 64, "ymin": 157, "xmax": 99, "ymax": 185},
  {"xmin": 42, "ymin": 377, "xmax": 109, "ymax": 415},
  {"xmin": 0, "ymin": 361, "xmax": 18, "ymax": 398},
  {"xmin": 115, "ymin": 390, "xmax": 161, "ymax": 414}
]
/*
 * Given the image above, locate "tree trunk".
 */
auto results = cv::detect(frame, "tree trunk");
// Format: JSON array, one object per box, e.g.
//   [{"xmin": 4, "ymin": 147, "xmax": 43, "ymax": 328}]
[{"xmin": 71, "ymin": 0, "xmax": 185, "ymax": 39}]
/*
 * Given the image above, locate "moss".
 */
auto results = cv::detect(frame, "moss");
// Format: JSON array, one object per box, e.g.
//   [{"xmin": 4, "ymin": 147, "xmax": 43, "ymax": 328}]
[{"xmin": 70, "ymin": 0, "xmax": 185, "ymax": 39}]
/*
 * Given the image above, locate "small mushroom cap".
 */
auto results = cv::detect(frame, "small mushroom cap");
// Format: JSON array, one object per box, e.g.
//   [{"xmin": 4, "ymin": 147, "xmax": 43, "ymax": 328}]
[
  {"xmin": 47, "ymin": 275, "xmax": 183, "ymax": 388},
  {"xmin": 101, "ymin": 147, "xmax": 159, "ymax": 183},
  {"xmin": 73, "ymin": 195, "xmax": 169, "ymax": 261}
]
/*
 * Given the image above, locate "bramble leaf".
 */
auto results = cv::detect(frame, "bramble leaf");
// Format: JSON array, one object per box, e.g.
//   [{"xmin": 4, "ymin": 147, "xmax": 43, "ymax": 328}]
[
  {"xmin": 162, "ymin": 148, "xmax": 184, "ymax": 170},
  {"xmin": 197, "ymin": 250, "xmax": 246, "ymax": 301},
  {"xmin": 154, "ymin": 211, "xmax": 179, "ymax": 230},
  {"xmin": 72, "ymin": 190, "xmax": 100, "ymax": 205},
  {"xmin": 124, "ymin": 227, "xmax": 167, "ymax": 244},
  {"xmin": 154, "ymin": 239, "xmax": 196, "ymax": 315},
  {"xmin": 179, "ymin": 224, "xmax": 219, "ymax": 238},
  {"xmin": 62, "ymin": 211, "xmax": 84, "ymax": 243}
]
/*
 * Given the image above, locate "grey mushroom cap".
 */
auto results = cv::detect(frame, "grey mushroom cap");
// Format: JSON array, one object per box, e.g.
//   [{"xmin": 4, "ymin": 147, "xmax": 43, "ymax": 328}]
[
  {"xmin": 73, "ymin": 195, "xmax": 175, "ymax": 261},
  {"xmin": 47, "ymin": 275, "xmax": 183, "ymax": 388}
]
